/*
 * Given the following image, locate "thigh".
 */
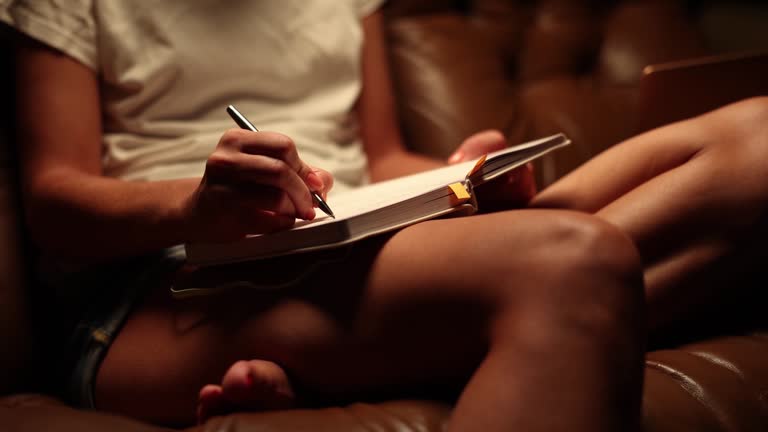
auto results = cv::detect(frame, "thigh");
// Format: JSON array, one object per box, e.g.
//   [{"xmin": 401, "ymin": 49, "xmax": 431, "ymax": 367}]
[
  {"xmin": 535, "ymin": 96, "xmax": 768, "ymax": 329},
  {"xmin": 94, "ymin": 209, "xmax": 618, "ymax": 423}
]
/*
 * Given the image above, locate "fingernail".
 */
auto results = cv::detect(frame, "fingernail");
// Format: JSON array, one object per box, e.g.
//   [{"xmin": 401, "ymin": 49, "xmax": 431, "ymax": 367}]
[
  {"xmin": 448, "ymin": 151, "xmax": 464, "ymax": 164},
  {"xmin": 306, "ymin": 171, "xmax": 324, "ymax": 191}
]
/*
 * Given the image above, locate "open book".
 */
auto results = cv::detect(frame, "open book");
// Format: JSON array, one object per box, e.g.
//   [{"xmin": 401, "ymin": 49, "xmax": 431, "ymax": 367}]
[{"xmin": 185, "ymin": 134, "xmax": 570, "ymax": 265}]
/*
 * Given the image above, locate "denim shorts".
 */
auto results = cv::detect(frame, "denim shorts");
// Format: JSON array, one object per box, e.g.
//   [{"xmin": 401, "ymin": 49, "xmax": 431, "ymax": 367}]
[
  {"xmin": 56, "ymin": 242, "xmax": 359, "ymax": 408},
  {"xmin": 58, "ymin": 245, "xmax": 186, "ymax": 408}
]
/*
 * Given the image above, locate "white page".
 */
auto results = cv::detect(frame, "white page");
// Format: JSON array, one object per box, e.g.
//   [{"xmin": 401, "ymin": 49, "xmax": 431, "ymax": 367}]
[
  {"xmin": 287, "ymin": 159, "xmax": 473, "ymax": 231},
  {"xmin": 298, "ymin": 133, "xmax": 568, "ymax": 229},
  {"xmin": 329, "ymin": 162, "xmax": 471, "ymax": 214}
]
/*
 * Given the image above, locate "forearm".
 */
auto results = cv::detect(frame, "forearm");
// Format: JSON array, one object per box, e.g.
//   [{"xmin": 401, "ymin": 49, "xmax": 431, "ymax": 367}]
[
  {"xmin": 367, "ymin": 148, "xmax": 444, "ymax": 182},
  {"xmin": 357, "ymin": 11, "xmax": 446, "ymax": 183},
  {"xmin": 25, "ymin": 166, "xmax": 198, "ymax": 260}
]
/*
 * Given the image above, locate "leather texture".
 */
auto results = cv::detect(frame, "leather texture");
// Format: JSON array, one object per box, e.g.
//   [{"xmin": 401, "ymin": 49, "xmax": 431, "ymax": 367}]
[
  {"xmin": 385, "ymin": 0, "xmax": 768, "ymax": 184},
  {"xmin": 1, "ymin": 0, "xmax": 768, "ymax": 430}
]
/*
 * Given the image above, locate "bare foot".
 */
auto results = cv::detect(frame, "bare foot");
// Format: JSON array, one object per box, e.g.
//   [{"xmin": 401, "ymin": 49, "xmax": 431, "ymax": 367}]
[{"xmin": 197, "ymin": 359, "xmax": 296, "ymax": 423}]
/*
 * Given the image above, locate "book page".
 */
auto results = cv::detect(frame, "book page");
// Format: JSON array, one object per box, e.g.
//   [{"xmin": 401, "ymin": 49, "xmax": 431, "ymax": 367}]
[
  {"xmin": 291, "ymin": 161, "xmax": 473, "ymax": 229},
  {"xmin": 317, "ymin": 134, "xmax": 568, "ymax": 221},
  {"xmin": 290, "ymin": 133, "xmax": 569, "ymax": 230}
]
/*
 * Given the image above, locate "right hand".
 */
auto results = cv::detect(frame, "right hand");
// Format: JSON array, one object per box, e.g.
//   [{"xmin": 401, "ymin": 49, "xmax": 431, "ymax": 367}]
[{"xmin": 182, "ymin": 129, "xmax": 334, "ymax": 242}]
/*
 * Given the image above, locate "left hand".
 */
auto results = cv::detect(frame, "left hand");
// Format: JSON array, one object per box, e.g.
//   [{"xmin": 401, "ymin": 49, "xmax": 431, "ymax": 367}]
[{"xmin": 448, "ymin": 130, "xmax": 537, "ymax": 209}]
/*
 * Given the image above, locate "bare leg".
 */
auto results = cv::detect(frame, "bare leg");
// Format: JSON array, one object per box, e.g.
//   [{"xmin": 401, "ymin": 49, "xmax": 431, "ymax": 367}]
[
  {"xmin": 533, "ymin": 96, "xmax": 768, "ymax": 330},
  {"xmin": 95, "ymin": 209, "xmax": 645, "ymax": 430}
]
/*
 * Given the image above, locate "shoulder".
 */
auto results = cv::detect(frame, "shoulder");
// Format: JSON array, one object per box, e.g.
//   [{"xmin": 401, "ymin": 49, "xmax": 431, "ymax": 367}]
[
  {"xmin": 354, "ymin": 0, "xmax": 385, "ymax": 17},
  {"xmin": 1, "ymin": 0, "xmax": 98, "ymax": 70}
]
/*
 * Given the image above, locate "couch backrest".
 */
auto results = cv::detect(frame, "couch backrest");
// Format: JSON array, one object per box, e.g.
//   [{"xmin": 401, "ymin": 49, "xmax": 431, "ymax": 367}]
[{"xmin": 383, "ymin": 0, "xmax": 768, "ymax": 184}]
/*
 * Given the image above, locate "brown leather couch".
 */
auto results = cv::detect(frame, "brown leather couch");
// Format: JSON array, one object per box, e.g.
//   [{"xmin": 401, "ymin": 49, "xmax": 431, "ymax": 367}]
[{"xmin": 2, "ymin": 1, "xmax": 768, "ymax": 430}]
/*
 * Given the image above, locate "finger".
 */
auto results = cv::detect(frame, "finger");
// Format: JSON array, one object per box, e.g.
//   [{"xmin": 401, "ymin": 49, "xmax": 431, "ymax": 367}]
[
  {"xmin": 233, "ymin": 130, "xmax": 318, "ymax": 191},
  {"xmin": 475, "ymin": 165, "xmax": 537, "ymax": 210},
  {"xmin": 234, "ymin": 209, "xmax": 296, "ymax": 234},
  {"xmin": 219, "ymin": 129, "xmax": 299, "ymax": 162},
  {"xmin": 309, "ymin": 167, "xmax": 334, "ymax": 199},
  {"xmin": 220, "ymin": 130, "xmax": 322, "ymax": 208},
  {"xmin": 517, "ymin": 163, "xmax": 538, "ymax": 198},
  {"xmin": 234, "ymin": 185, "xmax": 297, "ymax": 216},
  {"xmin": 207, "ymin": 152, "xmax": 316, "ymax": 220}
]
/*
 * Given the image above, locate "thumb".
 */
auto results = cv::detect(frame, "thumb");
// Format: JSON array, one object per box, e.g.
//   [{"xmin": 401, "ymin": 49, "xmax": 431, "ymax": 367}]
[{"xmin": 448, "ymin": 129, "xmax": 506, "ymax": 164}]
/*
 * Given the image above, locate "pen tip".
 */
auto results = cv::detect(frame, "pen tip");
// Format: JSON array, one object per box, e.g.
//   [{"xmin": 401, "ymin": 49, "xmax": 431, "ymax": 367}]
[{"xmin": 311, "ymin": 192, "xmax": 335, "ymax": 219}]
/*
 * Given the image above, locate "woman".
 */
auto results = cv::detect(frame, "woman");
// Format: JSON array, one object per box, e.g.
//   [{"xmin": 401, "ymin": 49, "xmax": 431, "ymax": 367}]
[{"xmin": 4, "ymin": 0, "xmax": 766, "ymax": 429}]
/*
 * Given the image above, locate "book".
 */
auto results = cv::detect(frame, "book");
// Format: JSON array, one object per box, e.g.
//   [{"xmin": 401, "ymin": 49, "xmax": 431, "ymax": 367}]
[{"xmin": 185, "ymin": 133, "xmax": 570, "ymax": 265}]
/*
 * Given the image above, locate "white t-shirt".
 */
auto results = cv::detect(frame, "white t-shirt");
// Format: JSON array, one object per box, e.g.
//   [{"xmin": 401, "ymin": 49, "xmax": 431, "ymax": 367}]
[{"xmin": 1, "ymin": 0, "xmax": 383, "ymax": 194}]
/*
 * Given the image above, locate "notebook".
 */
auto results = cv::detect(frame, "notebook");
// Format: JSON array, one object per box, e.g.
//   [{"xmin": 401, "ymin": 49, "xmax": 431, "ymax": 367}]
[{"xmin": 185, "ymin": 133, "xmax": 570, "ymax": 265}]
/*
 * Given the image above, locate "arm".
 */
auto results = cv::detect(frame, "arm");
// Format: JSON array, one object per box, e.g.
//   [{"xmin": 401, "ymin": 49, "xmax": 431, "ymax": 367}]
[
  {"xmin": 357, "ymin": 11, "xmax": 443, "ymax": 181},
  {"xmin": 357, "ymin": 12, "xmax": 536, "ymax": 205},
  {"xmin": 16, "ymin": 39, "xmax": 330, "ymax": 261},
  {"xmin": 16, "ymin": 40, "xmax": 196, "ymax": 259}
]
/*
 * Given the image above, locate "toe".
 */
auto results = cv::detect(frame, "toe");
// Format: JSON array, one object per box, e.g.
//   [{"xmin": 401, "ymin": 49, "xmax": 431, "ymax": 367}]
[
  {"xmin": 197, "ymin": 384, "xmax": 226, "ymax": 424},
  {"xmin": 221, "ymin": 359, "xmax": 296, "ymax": 410}
]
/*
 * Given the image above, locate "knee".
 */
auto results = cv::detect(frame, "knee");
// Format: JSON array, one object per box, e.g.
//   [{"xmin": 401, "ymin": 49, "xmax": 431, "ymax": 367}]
[
  {"xmin": 500, "ymin": 212, "xmax": 645, "ymax": 332},
  {"xmin": 545, "ymin": 212, "xmax": 641, "ymax": 276},
  {"xmin": 527, "ymin": 211, "xmax": 642, "ymax": 286}
]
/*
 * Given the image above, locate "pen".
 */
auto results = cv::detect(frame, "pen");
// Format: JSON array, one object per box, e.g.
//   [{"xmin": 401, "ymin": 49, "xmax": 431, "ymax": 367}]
[{"xmin": 225, "ymin": 104, "xmax": 336, "ymax": 219}]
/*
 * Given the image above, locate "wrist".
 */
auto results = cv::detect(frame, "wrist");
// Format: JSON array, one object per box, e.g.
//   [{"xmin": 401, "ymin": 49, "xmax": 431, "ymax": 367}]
[{"xmin": 161, "ymin": 178, "xmax": 201, "ymax": 244}]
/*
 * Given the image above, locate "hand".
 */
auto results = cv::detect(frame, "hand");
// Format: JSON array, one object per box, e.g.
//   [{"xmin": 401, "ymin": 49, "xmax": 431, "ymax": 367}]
[
  {"xmin": 447, "ymin": 130, "xmax": 537, "ymax": 209},
  {"xmin": 183, "ymin": 129, "xmax": 334, "ymax": 242}
]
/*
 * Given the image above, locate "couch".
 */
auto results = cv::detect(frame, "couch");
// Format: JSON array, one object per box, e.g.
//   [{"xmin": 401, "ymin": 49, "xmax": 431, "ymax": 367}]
[{"xmin": 2, "ymin": 0, "xmax": 768, "ymax": 430}]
